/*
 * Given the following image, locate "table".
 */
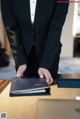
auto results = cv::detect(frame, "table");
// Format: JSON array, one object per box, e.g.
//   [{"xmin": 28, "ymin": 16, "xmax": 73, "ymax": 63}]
[
  {"xmin": 0, "ymin": 80, "xmax": 10, "ymax": 93},
  {"xmin": 0, "ymin": 81, "xmax": 80, "ymax": 119}
]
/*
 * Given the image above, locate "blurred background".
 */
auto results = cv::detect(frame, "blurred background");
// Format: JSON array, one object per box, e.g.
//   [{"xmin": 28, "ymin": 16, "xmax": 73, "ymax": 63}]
[{"xmin": 0, "ymin": 3, "xmax": 80, "ymax": 79}]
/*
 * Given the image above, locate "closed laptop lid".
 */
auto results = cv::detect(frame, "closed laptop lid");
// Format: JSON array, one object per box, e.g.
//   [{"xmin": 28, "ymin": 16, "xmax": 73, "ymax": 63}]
[{"xmin": 36, "ymin": 99, "xmax": 80, "ymax": 119}]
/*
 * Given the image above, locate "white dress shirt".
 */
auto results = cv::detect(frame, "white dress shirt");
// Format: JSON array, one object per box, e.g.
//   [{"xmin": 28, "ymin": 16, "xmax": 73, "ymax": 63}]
[{"xmin": 30, "ymin": 0, "xmax": 37, "ymax": 24}]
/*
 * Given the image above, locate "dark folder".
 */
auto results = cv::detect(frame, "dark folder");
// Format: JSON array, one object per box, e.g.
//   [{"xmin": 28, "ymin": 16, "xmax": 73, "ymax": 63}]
[
  {"xmin": 10, "ymin": 77, "xmax": 50, "ymax": 96},
  {"xmin": 57, "ymin": 74, "xmax": 80, "ymax": 88}
]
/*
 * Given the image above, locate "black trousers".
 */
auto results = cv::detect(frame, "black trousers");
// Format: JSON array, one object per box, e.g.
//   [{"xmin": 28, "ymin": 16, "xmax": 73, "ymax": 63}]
[{"xmin": 24, "ymin": 45, "xmax": 60, "ymax": 80}]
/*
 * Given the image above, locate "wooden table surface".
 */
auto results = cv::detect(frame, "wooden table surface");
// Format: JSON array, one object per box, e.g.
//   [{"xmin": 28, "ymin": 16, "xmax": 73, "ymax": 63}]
[{"xmin": 0, "ymin": 81, "xmax": 80, "ymax": 119}]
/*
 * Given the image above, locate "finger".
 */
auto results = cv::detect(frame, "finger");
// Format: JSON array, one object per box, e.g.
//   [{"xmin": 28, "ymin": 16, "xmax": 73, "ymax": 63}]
[
  {"xmin": 43, "ymin": 73, "xmax": 53, "ymax": 84},
  {"xmin": 40, "ymin": 72, "xmax": 44, "ymax": 78},
  {"xmin": 49, "ymin": 76, "xmax": 54, "ymax": 85},
  {"xmin": 16, "ymin": 69, "xmax": 24, "ymax": 77},
  {"xmin": 43, "ymin": 73, "xmax": 50, "ymax": 84},
  {"xmin": 38, "ymin": 71, "xmax": 44, "ymax": 78},
  {"xmin": 16, "ymin": 72, "xmax": 23, "ymax": 77},
  {"xmin": 17, "ymin": 72, "xmax": 23, "ymax": 77}
]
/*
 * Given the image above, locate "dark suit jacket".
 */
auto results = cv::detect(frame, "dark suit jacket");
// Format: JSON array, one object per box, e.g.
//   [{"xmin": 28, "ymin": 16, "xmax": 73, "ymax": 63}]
[{"xmin": 1, "ymin": 0, "xmax": 69, "ymax": 72}]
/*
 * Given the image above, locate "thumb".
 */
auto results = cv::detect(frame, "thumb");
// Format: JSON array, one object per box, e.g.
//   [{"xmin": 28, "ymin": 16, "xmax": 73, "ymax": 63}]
[
  {"xmin": 16, "ymin": 65, "xmax": 27, "ymax": 77},
  {"xmin": 17, "ymin": 69, "xmax": 24, "ymax": 77},
  {"xmin": 38, "ymin": 71, "xmax": 44, "ymax": 79}
]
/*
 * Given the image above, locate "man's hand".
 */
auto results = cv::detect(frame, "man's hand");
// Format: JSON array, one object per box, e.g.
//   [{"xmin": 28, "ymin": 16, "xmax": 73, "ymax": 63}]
[
  {"xmin": 16, "ymin": 64, "xmax": 27, "ymax": 77},
  {"xmin": 38, "ymin": 68, "xmax": 53, "ymax": 85}
]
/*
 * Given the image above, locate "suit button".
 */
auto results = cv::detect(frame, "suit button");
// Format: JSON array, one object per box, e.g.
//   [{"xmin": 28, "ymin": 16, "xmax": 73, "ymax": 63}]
[{"xmin": 32, "ymin": 31, "xmax": 34, "ymax": 36}]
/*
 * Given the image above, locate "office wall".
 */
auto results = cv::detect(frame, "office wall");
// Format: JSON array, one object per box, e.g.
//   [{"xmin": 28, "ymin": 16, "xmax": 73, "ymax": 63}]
[{"xmin": 60, "ymin": 4, "xmax": 75, "ymax": 57}]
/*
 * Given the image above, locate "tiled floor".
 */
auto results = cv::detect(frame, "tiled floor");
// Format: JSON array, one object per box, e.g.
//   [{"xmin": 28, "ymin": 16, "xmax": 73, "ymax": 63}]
[{"xmin": 0, "ymin": 57, "xmax": 80, "ymax": 80}]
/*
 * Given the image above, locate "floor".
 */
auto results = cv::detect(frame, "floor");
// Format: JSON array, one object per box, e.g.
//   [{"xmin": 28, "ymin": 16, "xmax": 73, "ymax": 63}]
[{"xmin": 0, "ymin": 57, "xmax": 80, "ymax": 80}]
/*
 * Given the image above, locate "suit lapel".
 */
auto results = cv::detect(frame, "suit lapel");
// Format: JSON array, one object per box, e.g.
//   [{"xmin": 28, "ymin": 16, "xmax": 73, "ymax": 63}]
[
  {"xmin": 34, "ymin": 0, "xmax": 45, "ymax": 27},
  {"xmin": 26, "ymin": 0, "xmax": 40, "ymax": 27},
  {"xmin": 34, "ymin": 0, "xmax": 39, "ymax": 26},
  {"xmin": 25, "ymin": 0, "xmax": 32, "ymax": 27},
  {"xmin": 26, "ymin": 0, "xmax": 43, "ymax": 28}
]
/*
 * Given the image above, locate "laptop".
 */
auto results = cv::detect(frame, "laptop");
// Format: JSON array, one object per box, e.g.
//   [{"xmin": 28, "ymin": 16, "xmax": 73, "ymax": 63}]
[{"xmin": 36, "ymin": 99, "xmax": 80, "ymax": 119}]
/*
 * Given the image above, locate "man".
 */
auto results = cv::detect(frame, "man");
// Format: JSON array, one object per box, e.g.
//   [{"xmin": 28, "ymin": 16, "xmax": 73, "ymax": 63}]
[{"xmin": 1, "ymin": 0, "xmax": 69, "ymax": 84}]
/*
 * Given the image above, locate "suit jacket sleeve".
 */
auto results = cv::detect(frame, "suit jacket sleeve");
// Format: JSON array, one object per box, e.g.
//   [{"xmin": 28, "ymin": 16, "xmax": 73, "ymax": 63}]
[
  {"xmin": 40, "ymin": 2, "xmax": 69, "ymax": 71},
  {"xmin": 1, "ymin": 0, "xmax": 27, "ymax": 70}
]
